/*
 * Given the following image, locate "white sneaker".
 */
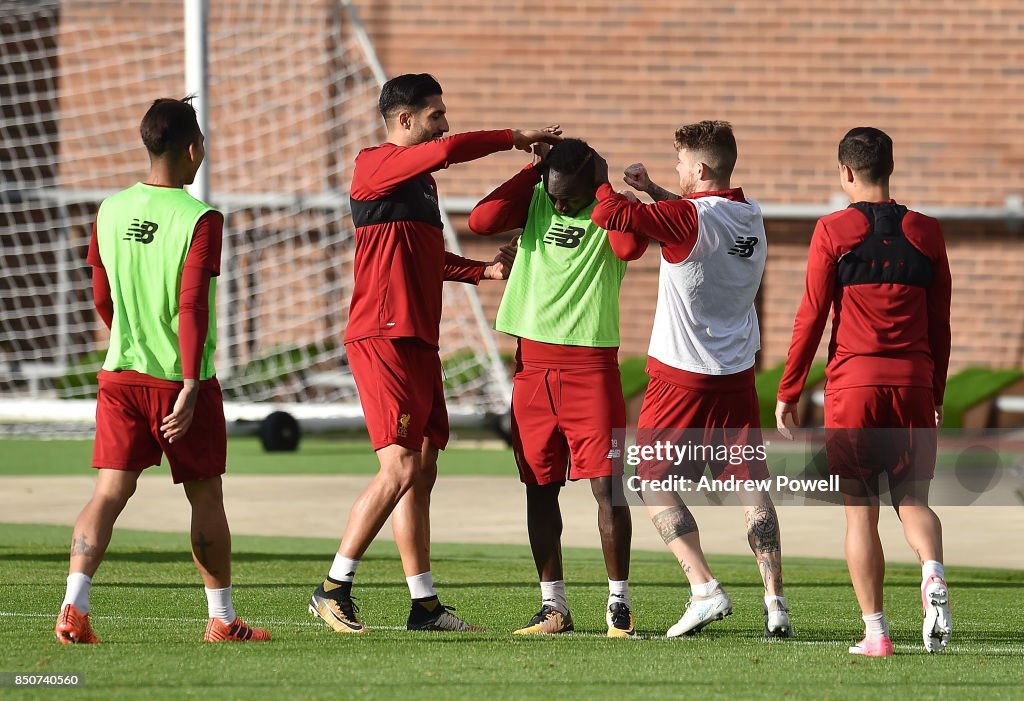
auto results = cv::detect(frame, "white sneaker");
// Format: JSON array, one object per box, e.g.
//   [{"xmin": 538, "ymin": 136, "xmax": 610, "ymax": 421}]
[
  {"xmin": 763, "ymin": 601, "xmax": 794, "ymax": 639},
  {"xmin": 922, "ymin": 575, "xmax": 952, "ymax": 653},
  {"xmin": 666, "ymin": 588, "xmax": 732, "ymax": 637}
]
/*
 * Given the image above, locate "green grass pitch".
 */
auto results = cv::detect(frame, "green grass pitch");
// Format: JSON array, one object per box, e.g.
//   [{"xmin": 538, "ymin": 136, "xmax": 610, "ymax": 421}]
[{"xmin": 2, "ymin": 523, "xmax": 1022, "ymax": 700}]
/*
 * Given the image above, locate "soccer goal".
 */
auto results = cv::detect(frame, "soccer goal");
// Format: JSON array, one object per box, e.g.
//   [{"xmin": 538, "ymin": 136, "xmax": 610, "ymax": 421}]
[{"xmin": 0, "ymin": 0, "xmax": 511, "ymax": 438}]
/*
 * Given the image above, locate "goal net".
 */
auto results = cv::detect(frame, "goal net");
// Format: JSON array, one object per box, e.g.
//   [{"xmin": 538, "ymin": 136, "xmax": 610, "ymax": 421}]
[{"xmin": 0, "ymin": 0, "xmax": 511, "ymax": 437}]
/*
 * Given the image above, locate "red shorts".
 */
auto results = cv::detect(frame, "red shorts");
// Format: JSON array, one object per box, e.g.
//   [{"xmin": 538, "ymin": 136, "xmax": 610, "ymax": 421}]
[
  {"xmin": 824, "ymin": 385, "xmax": 937, "ymax": 484},
  {"xmin": 511, "ymin": 340, "xmax": 625, "ymax": 486},
  {"xmin": 347, "ymin": 337, "xmax": 449, "ymax": 452},
  {"xmin": 92, "ymin": 371, "xmax": 226, "ymax": 484},
  {"xmin": 635, "ymin": 360, "xmax": 768, "ymax": 482}
]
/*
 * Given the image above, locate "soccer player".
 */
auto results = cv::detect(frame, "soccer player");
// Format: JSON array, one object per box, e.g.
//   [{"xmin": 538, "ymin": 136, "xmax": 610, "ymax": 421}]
[
  {"xmin": 468, "ymin": 138, "xmax": 647, "ymax": 637},
  {"xmin": 590, "ymin": 121, "xmax": 793, "ymax": 639},
  {"xmin": 308, "ymin": 73, "xmax": 560, "ymax": 633},
  {"xmin": 775, "ymin": 127, "xmax": 953, "ymax": 656},
  {"xmin": 55, "ymin": 97, "xmax": 269, "ymax": 644}
]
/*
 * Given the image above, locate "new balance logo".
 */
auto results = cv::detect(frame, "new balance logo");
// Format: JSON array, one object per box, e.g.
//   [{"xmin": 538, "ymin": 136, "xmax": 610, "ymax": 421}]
[
  {"xmin": 543, "ymin": 223, "xmax": 586, "ymax": 249},
  {"xmin": 727, "ymin": 236, "xmax": 758, "ymax": 258},
  {"xmin": 124, "ymin": 219, "xmax": 158, "ymax": 244}
]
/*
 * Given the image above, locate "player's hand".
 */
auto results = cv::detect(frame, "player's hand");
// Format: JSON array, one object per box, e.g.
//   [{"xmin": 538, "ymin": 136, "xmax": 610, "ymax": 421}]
[
  {"xmin": 161, "ymin": 379, "xmax": 199, "ymax": 444},
  {"xmin": 483, "ymin": 235, "xmax": 519, "ymax": 280},
  {"xmin": 511, "ymin": 125, "xmax": 562, "ymax": 152},
  {"xmin": 935, "ymin": 405, "xmax": 944, "ymax": 428},
  {"xmin": 531, "ymin": 141, "xmax": 551, "ymax": 165},
  {"xmin": 592, "ymin": 151, "xmax": 610, "ymax": 186},
  {"xmin": 621, "ymin": 190, "xmax": 640, "ymax": 203},
  {"xmin": 623, "ymin": 163, "xmax": 652, "ymax": 193},
  {"xmin": 775, "ymin": 400, "xmax": 799, "ymax": 440}
]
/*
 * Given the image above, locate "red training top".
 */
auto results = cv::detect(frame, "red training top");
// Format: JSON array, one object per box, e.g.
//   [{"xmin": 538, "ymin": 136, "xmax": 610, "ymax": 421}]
[
  {"xmin": 344, "ymin": 130, "xmax": 516, "ymax": 348},
  {"xmin": 87, "ymin": 205, "xmax": 222, "ymax": 387},
  {"xmin": 777, "ymin": 202, "xmax": 952, "ymax": 406}
]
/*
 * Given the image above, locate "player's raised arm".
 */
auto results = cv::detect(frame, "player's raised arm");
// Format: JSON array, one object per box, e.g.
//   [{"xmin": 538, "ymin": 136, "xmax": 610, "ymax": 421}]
[
  {"xmin": 354, "ymin": 74, "xmax": 560, "ymax": 196},
  {"xmin": 356, "ymin": 131, "xmax": 514, "ymax": 196},
  {"xmin": 623, "ymin": 162, "xmax": 681, "ymax": 202},
  {"xmin": 468, "ymin": 164, "xmax": 541, "ymax": 235},
  {"xmin": 592, "ymin": 182, "xmax": 699, "ymax": 248}
]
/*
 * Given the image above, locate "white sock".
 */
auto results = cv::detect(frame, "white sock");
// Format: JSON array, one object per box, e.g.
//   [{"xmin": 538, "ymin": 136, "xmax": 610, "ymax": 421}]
[
  {"xmin": 691, "ymin": 578, "xmax": 720, "ymax": 597},
  {"xmin": 862, "ymin": 611, "xmax": 889, "ymax": 639},
  {"xmin": 205, "ymin": 585, "xmax": 236, "ymax": 624},
  {"xmin": 922, "ymin": 560, "xmax": 945, "ymax": 582},
  {"xmin": 328, "ymin": 554, "xmax": 359, "ymax": 583},
  {"xmin": 764, "ymin": 594, "xmax": 788, "ymax": 612},
  {"xmin": 540, "ymin": 580, "xmax": 568, "ymax": 615},
  {"xmin": 608, "ymin": 579, "xmax": 631, "ymax": 608},
  {"xmin": 407, "ymin": 571, "xmax": 436, "ymax": 600},
  {"xmin": 61, "ymin": 572, "xmax": 92, "ymax": 614}
]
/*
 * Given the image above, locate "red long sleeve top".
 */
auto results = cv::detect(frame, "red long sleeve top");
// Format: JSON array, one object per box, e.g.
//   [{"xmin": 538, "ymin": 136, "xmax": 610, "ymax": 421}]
[
  {"xmin": 777, "ymin": 203, "xmax": 952, "ymax": 405},
  {"xmin": 344, "ymin": 130, "xmax": 516, "ymax": 348}
]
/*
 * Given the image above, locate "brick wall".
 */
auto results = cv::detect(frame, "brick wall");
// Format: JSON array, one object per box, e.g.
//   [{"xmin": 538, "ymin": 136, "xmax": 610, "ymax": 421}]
[{"xmin": 354, "ymin": 0, "xmax": 1024, "ymax": 209}]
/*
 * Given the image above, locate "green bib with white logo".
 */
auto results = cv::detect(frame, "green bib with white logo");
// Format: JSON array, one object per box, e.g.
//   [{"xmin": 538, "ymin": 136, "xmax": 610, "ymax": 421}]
[
  {"xmin": 95, "ymin": 183, "xmax": 217, "ymax": 380},
  {"xmin": 495, "ymin": 182, "xmax": 627, "ymax": 347}
]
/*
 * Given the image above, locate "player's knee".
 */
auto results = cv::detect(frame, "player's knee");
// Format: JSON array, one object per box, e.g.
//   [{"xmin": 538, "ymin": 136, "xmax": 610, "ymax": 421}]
[
  {"xmin": 183, "ymin": 475, "xmax": 224, "ymax": 507},
  {"xmin": 416, "ymin": 457, "xmax": 438, "ymax": 489},
  {"xmin": 526, "ymin": 483, "xmax": 561, "ymax": 505},
  {"xmin": 93, "ymin": 479, "xmax": 138, "ymax": 509},
  {"xmin": 381, "ymin": 457, "xmax": 419, "ymax": 493},
  {"xmin": 589, "ymin": 476, "xmax": 614, "ymax": 506}
]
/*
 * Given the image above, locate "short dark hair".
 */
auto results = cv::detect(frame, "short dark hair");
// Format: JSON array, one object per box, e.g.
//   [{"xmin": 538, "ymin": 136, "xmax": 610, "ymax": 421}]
[
  {"xmin": 378, "ymin": 73, "xmax": 443, "ymax": 120},
  {"xmin": 838, "ymin": 127, "xmax": 894, "ymax": 183},
  {"xmin": 673, "ymin": 120, "xmax": 737, "ymax": 180},
  {"xmin": 140, "ymin": 97, "xmax": 201, "ymax": 157},
  {"xmin": 544, "ymin": 138, "xmax": 594, "ymax": 180}
]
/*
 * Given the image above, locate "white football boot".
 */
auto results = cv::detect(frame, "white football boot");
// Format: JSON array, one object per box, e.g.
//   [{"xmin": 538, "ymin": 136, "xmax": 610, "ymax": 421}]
[
  {"xmin": 922, "ymin": 575, "xmax": 952, "ymax": 653},
  {"xmin": 666, "ymin": 587, "xmax": 732, "ymax": 637}
]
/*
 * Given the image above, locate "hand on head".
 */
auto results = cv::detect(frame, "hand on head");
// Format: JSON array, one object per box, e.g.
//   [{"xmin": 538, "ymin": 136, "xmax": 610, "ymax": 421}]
[
  {"xmin": 512, "ymin": 125, "xmax": 562, "ymax": 152},
  {"xmin": 591, "ymin": 151, "xmax": 610, "ymax": 186},
  {"xmin": 532, "ymin": 142, "xmax": 551, "ymax": 165}
]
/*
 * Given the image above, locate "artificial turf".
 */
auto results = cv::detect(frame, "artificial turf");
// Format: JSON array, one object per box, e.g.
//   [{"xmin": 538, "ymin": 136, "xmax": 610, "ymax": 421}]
[{"xmin": 1, "ymin": 523, "xmax": 1022, "ymax": 700}]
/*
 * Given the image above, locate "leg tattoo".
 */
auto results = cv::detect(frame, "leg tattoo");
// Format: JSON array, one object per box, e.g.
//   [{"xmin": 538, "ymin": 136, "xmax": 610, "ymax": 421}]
[
  {"xmin": 193, "ymin": 532, "xmax": 218, "ymax": 575},
  {"xmin": 746, "ymin": 505, "xmax": 781, "ymax": 554},
  {"xmin": 70, "ymin": 533, "xmax": 97, "ymax": 558},
  {"xmin": 747, "ymin": 506, "xmax": 784, "ymax": 594},
  {"xmin": 652, "ymin": 505, "xmax": 698, "ymax": 545}
]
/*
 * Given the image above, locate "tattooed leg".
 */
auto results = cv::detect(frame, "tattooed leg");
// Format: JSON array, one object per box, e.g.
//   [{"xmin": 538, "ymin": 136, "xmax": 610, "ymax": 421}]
[
  {"xmin": 744, "ymin": 502, "xmax": 785, "ymax": 596},
  {"xmin": 652, "ymin": 504, "xmax": 698, "ymax": 544},
  {"xmin": 68, "ymin": 468, "xmax": 141, "ymax": 577},
  {"xmin": 184, "ymin": 476, "xmax": 232, "ymax": 588},
  {"xmin": 646, "ymin": 501, "xmax": 715, "ymax": 585}
]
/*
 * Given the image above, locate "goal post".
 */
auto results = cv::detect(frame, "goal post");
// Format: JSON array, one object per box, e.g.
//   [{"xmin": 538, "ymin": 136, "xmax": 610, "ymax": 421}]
[{"xmin": 0, "ymin": 0, "xmax": 512, "ymax": 437}]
